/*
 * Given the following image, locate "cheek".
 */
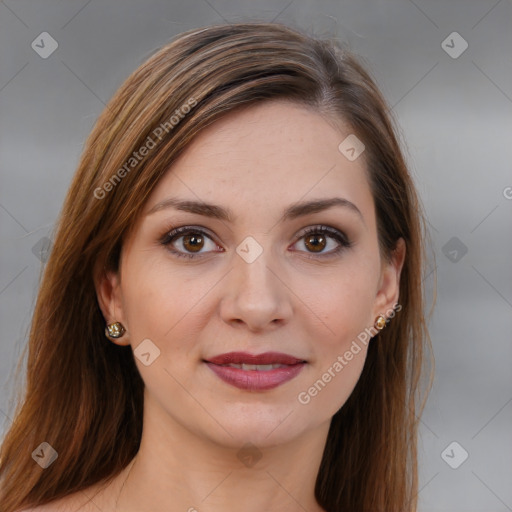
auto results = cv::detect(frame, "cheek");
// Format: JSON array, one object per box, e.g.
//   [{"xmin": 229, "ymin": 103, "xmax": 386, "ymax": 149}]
[
  {"xmin": 297, "ymin": 276, "xmax": 374, "ymax": 416},
  {"xmin": 120, "ymin": 256, "xmax": 214, "ymax": 356},
  {"xmin": 120, "ymin": 263, "xmax": 209, "ymax": 404},
  {"xmin": 307, "ymin": 262, "xmax": 379, "ymax": 349},
  {"xmin": 294, "ymin": 261, "xmax": 377, "ymax": 413},
  {"xmin": 302, "ymin": 348, "xmax": 369, "ymax": 421}
]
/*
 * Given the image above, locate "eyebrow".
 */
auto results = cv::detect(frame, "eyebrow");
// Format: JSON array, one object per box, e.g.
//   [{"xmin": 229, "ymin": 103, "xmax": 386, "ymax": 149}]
[{"xmin": 147, "ymin": 197, "xmax": 364, "ymax": 224}]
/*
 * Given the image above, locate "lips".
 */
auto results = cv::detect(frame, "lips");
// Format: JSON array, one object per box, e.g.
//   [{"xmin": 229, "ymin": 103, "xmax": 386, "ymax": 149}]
[
  {"xmin": 206, "ymin": 351, "xmax": 305, "ymax": 366},
  {"xmin": 204, "ymin": 351, "xmax": 306, "ymax": 391}
]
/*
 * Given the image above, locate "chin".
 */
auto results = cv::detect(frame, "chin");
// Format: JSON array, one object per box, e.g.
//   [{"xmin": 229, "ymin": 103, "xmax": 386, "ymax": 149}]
[{"xmin": 202, "ymin": 404, "xmax": 311, "ymax": 448}]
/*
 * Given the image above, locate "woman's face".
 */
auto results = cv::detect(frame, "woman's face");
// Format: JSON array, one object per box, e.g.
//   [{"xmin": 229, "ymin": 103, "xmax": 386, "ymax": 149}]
[{"xmin": 97, "ymin": 100, "xmax": 404, "ymax": 448}]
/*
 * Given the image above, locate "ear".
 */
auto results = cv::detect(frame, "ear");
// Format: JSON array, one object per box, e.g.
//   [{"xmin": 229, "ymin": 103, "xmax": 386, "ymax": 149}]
[
  {"xmin": 94, "ymin": 265, "xmax": 130, "ymax": 346},
  {"xmin": 372, "ymin": 237, "xmax": 406, "ymax": 321}
]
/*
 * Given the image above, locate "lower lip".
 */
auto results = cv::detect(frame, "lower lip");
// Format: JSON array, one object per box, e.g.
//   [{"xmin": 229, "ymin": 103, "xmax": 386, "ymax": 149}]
[{"xmin": 205, "ymin": 362, "xmax": 305, "ymax": 391}]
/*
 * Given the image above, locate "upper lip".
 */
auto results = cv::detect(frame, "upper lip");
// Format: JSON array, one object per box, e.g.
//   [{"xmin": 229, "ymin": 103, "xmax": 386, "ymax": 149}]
[{"xmin": 205, "ymin": 351, "xmax": 306, "ymax": 365}]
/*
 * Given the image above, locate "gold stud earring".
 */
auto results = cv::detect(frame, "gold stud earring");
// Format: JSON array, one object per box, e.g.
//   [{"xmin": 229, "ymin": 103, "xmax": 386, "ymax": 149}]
[
  {"xmin": 374, "ymin": 315, "xmax": 387, "ymax": 331},
  {"xmin": 105, "ymin": 322, "xmax": 126, "ymax": 339}
]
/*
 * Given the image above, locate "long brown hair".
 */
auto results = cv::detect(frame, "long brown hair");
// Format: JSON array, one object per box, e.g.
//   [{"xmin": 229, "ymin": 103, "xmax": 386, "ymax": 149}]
[{"xmin": 0, "ymin": 21, "xmax": 434, "ymax": 512}]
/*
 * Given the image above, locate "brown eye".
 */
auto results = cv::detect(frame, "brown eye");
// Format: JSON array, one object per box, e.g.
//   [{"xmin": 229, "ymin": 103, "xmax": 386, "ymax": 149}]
[
  {"xmin": 304, "ymin": 233, "xmax": 327, "ymax": 253},
  {"xmin": 161, "ymin": 226, "xmax": 221, "ymax": 259},
  {"xmin": 182, "ymin": 233, "xmax": 204, "ymax": 252},
  {"xmin": 293, "ymin": 225, "xmax": 352, "ymax": 257}
]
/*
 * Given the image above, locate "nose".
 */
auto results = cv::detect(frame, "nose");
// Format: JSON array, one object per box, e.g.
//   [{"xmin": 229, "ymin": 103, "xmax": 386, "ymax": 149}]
[{"xmin": 220, "ymin": 245, "xmax": 293, "ymax": 332}]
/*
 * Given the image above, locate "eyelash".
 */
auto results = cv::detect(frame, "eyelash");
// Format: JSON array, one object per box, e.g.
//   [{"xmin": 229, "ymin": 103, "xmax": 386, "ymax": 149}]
[{"xmin": 159, "ymin": 225, "xmax": 353, "ymax": 260}]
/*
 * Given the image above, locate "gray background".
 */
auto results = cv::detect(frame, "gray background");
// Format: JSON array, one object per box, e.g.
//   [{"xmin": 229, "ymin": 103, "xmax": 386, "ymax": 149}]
[{"xmin": 1, "ymin": 1, "xmax": 511, "ymax": 511}]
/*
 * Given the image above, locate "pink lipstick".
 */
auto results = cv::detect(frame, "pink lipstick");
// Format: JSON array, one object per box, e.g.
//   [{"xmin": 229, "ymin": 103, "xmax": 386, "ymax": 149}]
[{"xmin": 204, "ymin": 351, "xmax": 306, "ymax": 391}]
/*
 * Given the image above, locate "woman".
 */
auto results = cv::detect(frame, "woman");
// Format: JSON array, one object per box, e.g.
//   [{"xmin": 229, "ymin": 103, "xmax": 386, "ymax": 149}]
[{"xmin": 0, "ymin": 21, "xmax": 434, "ymax": 512}]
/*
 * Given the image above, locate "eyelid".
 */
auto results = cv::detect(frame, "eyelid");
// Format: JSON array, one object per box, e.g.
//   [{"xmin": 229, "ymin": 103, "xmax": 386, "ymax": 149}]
[
  {"xmin": 291, "ymin": 225, "xmax": 353, "ymax": 257},
  {"xmin": 159, "ymin": 225, "xmax": 222, "ymax": 252},
  {"xmin": 159, "ymin": 223, "xmax": 352, "ymax": 259},
  {"xmin": 296, "ymin": 224, "xmax": 351, "ymax": 244}
]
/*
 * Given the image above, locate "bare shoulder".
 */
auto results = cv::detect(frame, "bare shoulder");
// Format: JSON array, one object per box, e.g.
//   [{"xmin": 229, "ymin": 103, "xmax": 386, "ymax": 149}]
[
  {"xmin": 18, "ymin": 484, "xmax": 109, "ymax": 512},
  {"xmin": 17, "ymin": 499, "xmax": 67, "ymax": 512},
  {"xmin": 17, "ymin": 463, "xmax": 130, "ymax": 512},
  {"xmin": 18, "ymin": 498, "xmax": 74, "ymax": 511},
  {"xmin": 19, "ymin": 498, "xmax": 84, "ymax": 511}
]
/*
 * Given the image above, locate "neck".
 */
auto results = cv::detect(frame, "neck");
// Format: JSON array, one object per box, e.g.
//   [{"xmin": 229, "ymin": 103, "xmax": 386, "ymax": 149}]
[{"xmin": 106, "ymin": 398, "xmax": 330, "ymax": 512}]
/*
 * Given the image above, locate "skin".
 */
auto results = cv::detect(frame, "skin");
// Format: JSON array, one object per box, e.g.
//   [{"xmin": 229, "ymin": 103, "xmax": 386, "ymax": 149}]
[{"xmin": 29, "ymin": 100, "xmax": 405, "ymax": 512}]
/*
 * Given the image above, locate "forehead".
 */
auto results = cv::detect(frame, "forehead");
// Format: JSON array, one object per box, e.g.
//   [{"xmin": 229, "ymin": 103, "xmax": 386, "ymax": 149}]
[{"xmin": 145, "ymin": 100, "xmax": 375, "ymax": 226}]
